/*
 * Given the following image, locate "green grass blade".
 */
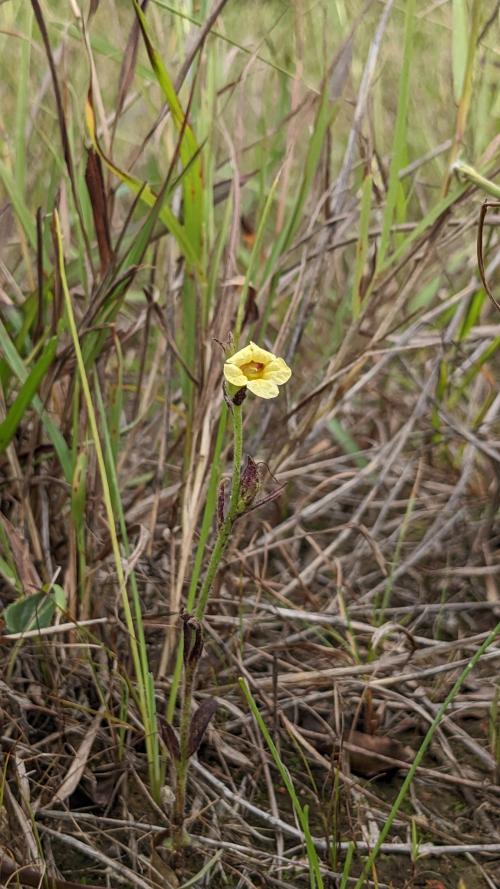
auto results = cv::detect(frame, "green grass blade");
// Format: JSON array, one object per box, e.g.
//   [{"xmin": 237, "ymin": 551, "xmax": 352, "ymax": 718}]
[
  {"xmin": 353, "ymin": 620, "xmax": 500, "ymax": 888},
  {"xmin": 132, "ymin": 0, "xmax": 204, "ymax": 263},
  {"xmin": 442, "ymin": 0, "xmax": 482, "ymax": 195},
  {"xmin": 14, "ymin": 5, "xmax": 33, "ymax": 195},
  {"xmin": 0, "ymin": 335, "xmax": 57, "ymax": 452},
  {"xmin": 0, "ymin": 317, "xmax": 72, "ymax": 480},
  {"xmin": 377, "ymin": 0, "xmax": 416, "ymax": 269},
  {"xmin": 339, "ymin": 842, "xmax": 355, "ymax": 889},
  {"xmin": 85, "ymin": 95, "xmax": 203, "ymax": 275},
  {"xmin": 239, "ymin": 678, "xmax": 324, "ymax": 889},
  {"xmin": 452, "ymin": 0, "xmax": 468, "ymax": 102},
  {"xmin": 53, "ymin": 208, "xmax": 160, "ymax": 798},
  {"xmin": 261, "ymin": 85, "xmax": 334, "ymax": 286},
  {"xmin": 0, "ymin": 159, "xmax": 37, "ymax": 248}
]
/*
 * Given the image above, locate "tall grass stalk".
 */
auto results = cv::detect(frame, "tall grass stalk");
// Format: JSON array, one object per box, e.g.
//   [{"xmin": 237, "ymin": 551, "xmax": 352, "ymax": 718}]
[{"xmin": 53, "ymin": 210, "xmax": 161, "ymax": 799}]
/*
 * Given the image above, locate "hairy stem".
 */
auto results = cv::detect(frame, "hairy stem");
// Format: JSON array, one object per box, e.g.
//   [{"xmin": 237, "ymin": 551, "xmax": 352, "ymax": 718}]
[{"xmin": 195, "ymin": 401, "xmax": 243, "ymax": 620}]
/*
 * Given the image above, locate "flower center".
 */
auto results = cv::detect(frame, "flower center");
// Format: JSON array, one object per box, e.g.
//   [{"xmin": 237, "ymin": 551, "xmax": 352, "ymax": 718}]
[{"xmin": 240, "ymin": 360, "xmax": 265, "ymax": 380}]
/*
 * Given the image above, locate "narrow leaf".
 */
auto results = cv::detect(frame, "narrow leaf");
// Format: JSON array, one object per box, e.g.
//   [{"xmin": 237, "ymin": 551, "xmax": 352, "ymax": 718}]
[
  {"xmin": 377, "ymin": 0, "xmax": 416, "ymax": 268},
  {"xmin": 85, "ymin": 148, "xmax": 112, "ymax": 276},
  {"xmin": 85, "ymin": 91, "xmax": 202, "ymax": 274},
  {"xmin": 132, "ymin": 0, "xmax": 204, "ymax": 258},
  {"xmin": 161, "ymin": 721, "xmax": 180, "ymax": 761},
  {"xmin": 187, "ymin": 699, "xmax": 218, "ymax": 757},
  {"xmin": 0, "ymin": 318, "xmax": 72, "ymax": 480},
  {"xmin": 0, "ymin": 336, "xmax": 58, "ymax": 452},
  {"xmin": 452, "ymin": 0, "xmax": 468, "ymax": 102}
]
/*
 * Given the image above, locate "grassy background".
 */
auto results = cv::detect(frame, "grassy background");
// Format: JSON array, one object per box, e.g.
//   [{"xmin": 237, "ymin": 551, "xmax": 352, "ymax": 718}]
[{"xmin": 0, "ymin": 1, "xmax": 499, "ymax": 887}]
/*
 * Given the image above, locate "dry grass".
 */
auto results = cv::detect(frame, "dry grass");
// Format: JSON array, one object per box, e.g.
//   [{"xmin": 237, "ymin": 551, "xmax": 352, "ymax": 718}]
[{"xmin": 1, "ymin": 1, "xmax": 500, "ymax": 887}]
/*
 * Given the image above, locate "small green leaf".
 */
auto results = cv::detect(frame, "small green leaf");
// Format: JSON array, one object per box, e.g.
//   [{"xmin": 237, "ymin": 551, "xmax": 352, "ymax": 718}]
[
  {"xmin": 0, "ymin": 557, "xmax": 17, "ymax": 588},
  {"xmin": 4, "ymin": 586, "xmax": 66, "ymax": 634},
  {"xmin": 51, "ymin": 583, "xmax": 67, "ymax": 611}
]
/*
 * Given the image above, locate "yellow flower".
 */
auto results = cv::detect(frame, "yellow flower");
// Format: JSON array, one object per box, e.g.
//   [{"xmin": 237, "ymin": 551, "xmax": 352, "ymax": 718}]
[{"xmin": 223, "ymin": 341, "xmax": 292, "ymax": 399}]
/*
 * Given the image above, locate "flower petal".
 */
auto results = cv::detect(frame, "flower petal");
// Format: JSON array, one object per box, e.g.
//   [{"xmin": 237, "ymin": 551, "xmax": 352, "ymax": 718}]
[
  {"xmin": 246, "ymin": 341, "xmax": 276, "ymax": 364},
  {"xmin": 226, "ymin": 343, "xmax": 255, "ymax": 368},
  {"xmin": 263, "ymin": 357, "xmax": 292, "ymax": 384},
  {"xmin": 246, "ymin": 378, "xmax": 279, "ymax": 398},
  {"xmin": 223, "ymin": 363, "xmax": 248, "ymax": 387},
  {"xmin": 227, "ymin": 341, "xmax": 275, "ymax": 368}
]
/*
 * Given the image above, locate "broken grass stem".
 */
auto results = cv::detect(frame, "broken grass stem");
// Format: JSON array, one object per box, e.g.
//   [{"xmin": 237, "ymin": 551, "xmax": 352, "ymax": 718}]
[{"xmin": 195, "ymin": 401, "xmax": 243, "ymax": 620}]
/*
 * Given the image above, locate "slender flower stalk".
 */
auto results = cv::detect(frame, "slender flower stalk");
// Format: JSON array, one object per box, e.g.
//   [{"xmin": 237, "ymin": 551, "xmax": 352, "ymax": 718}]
[
  {"xmin": 195, "ymin": 401, "xmax": 243, "ymax": 620},
  {"xmin": 165, "ymin": 342, "xmax": 291, "ymax": 852},
  {"xmin": 195, "ymin": 342, "xmax": 290, "ymax": 620}
]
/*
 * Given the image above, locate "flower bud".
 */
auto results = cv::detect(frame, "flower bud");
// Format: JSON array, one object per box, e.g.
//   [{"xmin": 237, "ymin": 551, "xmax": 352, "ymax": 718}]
[
  {"xmin": 217, "ymin": 478, "xmax": 228, "ymax": 527},
  {"xmin": 239, "ymin": 455, "xmax": 261, "ymax": 508}
]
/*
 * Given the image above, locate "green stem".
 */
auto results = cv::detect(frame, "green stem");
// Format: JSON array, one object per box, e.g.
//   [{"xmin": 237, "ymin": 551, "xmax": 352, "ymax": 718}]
[
  {"xmin": 353, "ymin": 619, "xmax": 500, "ymax": 889},
  {"xmin": 166, "ymin": 408, "xmax": 228, "ymax": 724},
  {"xmin": 229, "ymin": 402, "xmax": 243, "ymax": 514},
  {"xmin": 172, "ymin": 663, "xmax": 195, "ymax": 850},
  {"xmin": 453, "ymin": 160, "xmax": 500, "ymax": 199},
  {"xmin": 195, "ymin": 402, "xmax": 243, "ymax": 620},
  {"xmin": 54, "ymin": 211, "xmax": 160, "ymax": 798}
]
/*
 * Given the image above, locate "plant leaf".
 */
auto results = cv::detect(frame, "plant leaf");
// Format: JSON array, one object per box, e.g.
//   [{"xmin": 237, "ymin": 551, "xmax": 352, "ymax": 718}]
[
  {"xmin": 85, "ymin": 90, "xmax": 202, "ymax": 275},
  {"xmin": 187, "ymin": 699, "xmax": 218, "ymax": 758},
  {"xmin": 161, "ymin": 721, "xmax": 180, "ymax": 761},
  {"xmin": 4, "ymin": 587, "xmax": 67, "ymax": 634},
  {"xmin": 452, "ymin": 0, "xmax": 468, "ymax": 102},
  {"xmin": 0, "ymin": 317, "xmax": 72, "ymax": 481},
  {"xmin": 132, "ymin": 0, "xmax": 204, "ymax": 261},
  {"xmin": 0, "ymin": 335, "xmax": 57, "ymax": 452},
  {"xmin": 85, "ymin": 148, "xmax": 112, "ymax": 276}
]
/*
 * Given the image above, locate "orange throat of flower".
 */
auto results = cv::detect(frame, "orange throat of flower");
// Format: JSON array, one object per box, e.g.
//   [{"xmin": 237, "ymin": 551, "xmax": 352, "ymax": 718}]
[{"xmin": 240, "ymin": 360, "xmax": 265, "ymax": 380}]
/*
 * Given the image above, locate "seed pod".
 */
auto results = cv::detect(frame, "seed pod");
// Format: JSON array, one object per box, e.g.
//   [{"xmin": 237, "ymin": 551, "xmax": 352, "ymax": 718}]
[
  {"xmin": 239, "ymin": 455, "xmax": 260, "ymax": 508},
  {"xmin": 182, "ymin": 613, "xmax": 203, "ymax": 669},
  {"xmin": 217, "ymin": 478, "xmax": 228, "ymax": 526}
]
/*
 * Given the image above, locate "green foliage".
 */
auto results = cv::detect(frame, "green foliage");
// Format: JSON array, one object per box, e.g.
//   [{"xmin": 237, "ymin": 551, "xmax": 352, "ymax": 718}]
[
  {"xmin": 0, "ymin": 0, "xmax": 499, "ymax": 883},
  {"xmin": 4, "ymin": 584, "xmax": 66, "ymax": 634},
  {"xmin": 0, "ymin": 335, "xmax": 57, "ymax": 452}
]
